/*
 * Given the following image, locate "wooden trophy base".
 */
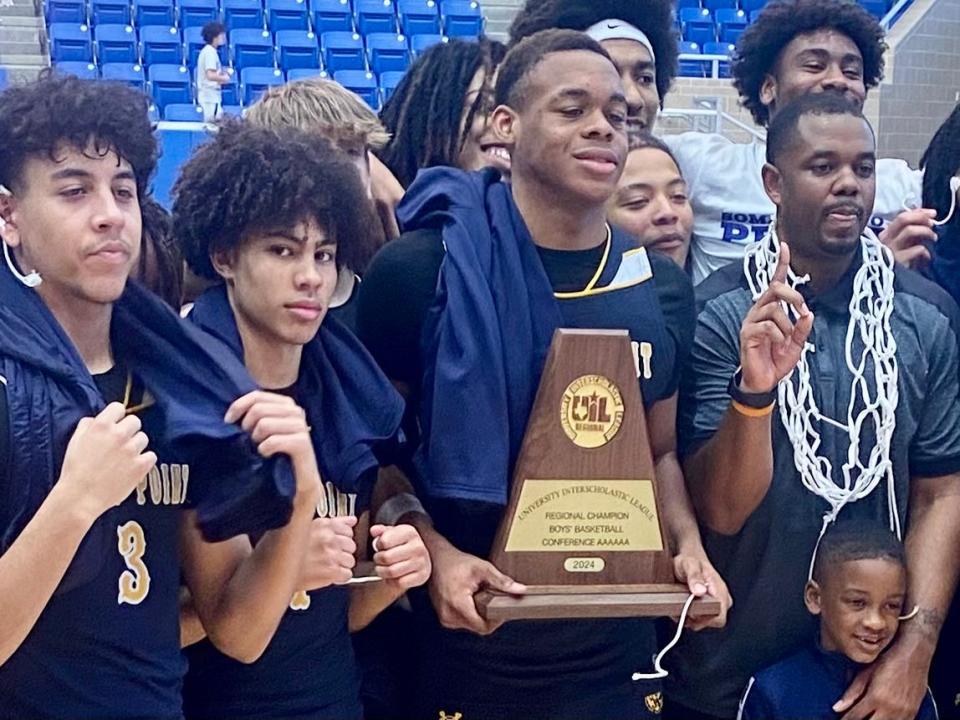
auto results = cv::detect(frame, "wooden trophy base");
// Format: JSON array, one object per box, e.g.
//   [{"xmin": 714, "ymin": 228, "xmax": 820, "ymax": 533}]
[{"xmin": 475, "ymin": 584, "xmax": 722, "ymax": 621}]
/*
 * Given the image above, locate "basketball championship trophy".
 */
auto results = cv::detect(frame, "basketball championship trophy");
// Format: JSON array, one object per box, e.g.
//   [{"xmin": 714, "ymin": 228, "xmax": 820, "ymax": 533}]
[{"xmin": 476, "ymin": 329, "xmax": 721, "ymax": 621}]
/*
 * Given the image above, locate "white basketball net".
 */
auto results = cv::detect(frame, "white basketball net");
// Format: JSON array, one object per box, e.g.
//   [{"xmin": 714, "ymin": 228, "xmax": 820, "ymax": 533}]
[{"xmin": 742, "ymin": 224, "xmax": 901, "ymax": 579}]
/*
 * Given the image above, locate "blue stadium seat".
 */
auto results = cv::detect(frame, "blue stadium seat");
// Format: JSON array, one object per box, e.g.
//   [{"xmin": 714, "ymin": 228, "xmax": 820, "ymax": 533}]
[
  {"xmin": 287, "ymin": 67, "xmax": 327, "ymax": 81},
  {"xmin": 680, "ymin": 7, "xmax": 715, "ymax": 46},
  {"xmin": 441, "ymin": 0, "xmax": 481, "ymax": 37},
  {"xmin": 49, "ymin": 23, "xmax": 94, "ymax": 63},
  {"xmin": 54, "ymin": 60, "xmax": 99, "ymax": 78},
  {"xmin": 95, "ymin": 24, "xmax": 137, "ymax": 64},
  {"xmin": 398, "ymin": 0, "xmax": 438, "ymax": 35},
  {"xmin": 163, "ymin": 102, "xmax": 204, "ymax": 120},
  {"xmin": 749, "ymin": 9, "xmax": 763, "ymax": 22},
  {"xmin": 141, "ymin": 26, "xmax": 182, "ymax": 65},
  {"xmin": 677, "ymin": 40, "xmax": 705, "ymax": 77},
  {"xmin": 740, "ymin": 0, "xmax": 766, "ymax": 13},
  {"xmin": 365, "ymin": 32, "xmax": 408, "ymax": 73},
  {"xmin": 702, "ymin": 0, "xmax": 737, "ymax": 10},
  {"xmin": 221, "ymin": 103, "xmax": 243, "ymax": 116},
  {"xmin": 91, "ymin": 0, "xmax": 131, "ymax": 26},
  {"xmin": 149, "ymin": 63, "xmax": 192, "ymax": 108},
  {"xmin": 311, "ymin": 0, "xmax": 352, "ymax": 33},
  {"xmin": 221, "ymin": 72, "xmax": 240, "ymax": 104},
  {"xmin": 716, "ymin": 8, "xmax": 747, "ymax": 44},
  {"xmin": 409, "ymin": 31, "xmax": 442, "ymax": 55},
  {"xmin": 321, "ymin": 31, "xmax": 364, "ymax": 71},
  {"xmin": 267, "ymin": 0, "xmax": 309, "ymax": 30},
  {"xmin": 861, "ymin": 0, "xmax": 888, "ymax": 17},
  {"xmin": 379, "ymin": 68, "xmax": 403, "ymax": 100},
  {"xmin": 134, "ymin": 0, "xmax": 175, "ymax": 26},
  {"xmin": 276, "ymin": 30, "xmax": 320, "ymax": 71},
  {"xmin": 222, "ymin": 0, "xmax": 264, "ymax": 29},
  {"xmin": 240, "ymin": 66, "xmax": 283, "ymax": 103},
  {"xmin": 703, "ymin": 41, "xmax": 734, "ymax": 78},
  {"xmin": 232, "ymin": 28, "xmax": 275, "ymax": 69},
  {"xmin": 676, "ymin": 0, "xmax": 700, "ymax": 8},
  {"xmin": 177, "ymin": 0, "xmax": 218, "ymax": 28},
  {"xmin": 101, "ymin": 62, "xmax": 146, "ymax": 90},
  {"xmin": 46, "ymin": 0, "xmax": 87, "ymax": 25},
  {"xmin": 356, "ymin": 0, "xmax": 396, "ymax": 34},
  {"xmin": 334, "ymin": 69, "xmax": 378, "ymax": 108}
]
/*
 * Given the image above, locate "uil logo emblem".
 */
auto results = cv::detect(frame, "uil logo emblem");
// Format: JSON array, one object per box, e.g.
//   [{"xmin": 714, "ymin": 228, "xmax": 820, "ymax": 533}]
[
  {"xmin": 560, "ymin": 374, "xmax": 625, "ymax": 449},
  {"xmin": 645, "ymin": 691, "xmax": 664, "ymax": 714},
  {"xmin": 438, "ymin": 712, "xmax": 463, "ymax": 720}
]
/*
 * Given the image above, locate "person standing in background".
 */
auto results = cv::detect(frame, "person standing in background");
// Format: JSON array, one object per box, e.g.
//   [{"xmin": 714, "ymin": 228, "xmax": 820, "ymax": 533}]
[{"xmin": 196, "ymin": 22, "xmax": 231, "ymax": 122}]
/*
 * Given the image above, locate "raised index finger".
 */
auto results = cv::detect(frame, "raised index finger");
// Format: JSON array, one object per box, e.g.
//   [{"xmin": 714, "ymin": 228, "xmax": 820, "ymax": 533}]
[{"xmin": 773, "ymin": 242, "xmax": 791, "ymax": 284}]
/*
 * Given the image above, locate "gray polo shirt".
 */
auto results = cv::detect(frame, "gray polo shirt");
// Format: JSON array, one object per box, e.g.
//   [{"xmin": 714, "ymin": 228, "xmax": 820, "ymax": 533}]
[{"xmin": 668, "ymin": 256, "xmax": 960, "ymax": 718}]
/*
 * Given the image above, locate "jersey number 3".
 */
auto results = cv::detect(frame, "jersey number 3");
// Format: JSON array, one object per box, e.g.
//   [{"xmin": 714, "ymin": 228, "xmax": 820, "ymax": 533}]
[{"xmin": 118, "ymin": 520, "xmax": 151, "ymax": 605}]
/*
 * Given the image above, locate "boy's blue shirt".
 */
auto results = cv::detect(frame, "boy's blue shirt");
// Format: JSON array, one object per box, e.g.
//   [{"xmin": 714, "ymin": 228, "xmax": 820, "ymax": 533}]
[{"xmin": 738, "ymin": 639, "xmax": 939, "ymax": 720}]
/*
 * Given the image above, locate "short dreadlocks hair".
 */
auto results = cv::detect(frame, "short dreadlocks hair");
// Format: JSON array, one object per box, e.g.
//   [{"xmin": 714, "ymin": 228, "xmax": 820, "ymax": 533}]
[
  {"xmin": 733, "ymin": 0, "xmax": 886, "ymax": 127},
  {"xmin": 495, "ymin": 29, "xmax": 611, "ymax": 109},
  {"xmin": 379, "ymin": 38, "xmax": 506, "ymax": 188},
  {"xmin": 508, "ymin": 0, "xmax": 678, "ymax": 106},
  {"xmin": 0, "ymin": 71, "xmax": 157, "ymax": 196},
  {"xmin": 921, "ymin": 104, "xmax": 960, "ymax": 231},
  {"xmin": 172, "ymin": 121, "xmax": 377, "ymax": 280},
  {"xmin": 811, "ymin": 518, "xmax": 905, "ymax": 587}
]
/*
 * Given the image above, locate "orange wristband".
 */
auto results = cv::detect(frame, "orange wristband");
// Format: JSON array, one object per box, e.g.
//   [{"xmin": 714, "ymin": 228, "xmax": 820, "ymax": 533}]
[{"xmin": 731, "ymin": 399, "xmax": 775, "ymax": 418}]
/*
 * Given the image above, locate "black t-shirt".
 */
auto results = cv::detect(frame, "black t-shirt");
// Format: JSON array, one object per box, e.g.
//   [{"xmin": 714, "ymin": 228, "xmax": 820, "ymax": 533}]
[
  {"xmin": 355, "ymin": 227, "xmax": 693, "ymax": 718},
  {"xmin": 183, "ymin": 374, "xmax": 394, "ymax": 720}
]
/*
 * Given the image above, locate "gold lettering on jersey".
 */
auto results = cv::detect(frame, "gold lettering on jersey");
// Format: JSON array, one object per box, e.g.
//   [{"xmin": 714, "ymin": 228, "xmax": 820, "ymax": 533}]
[
  {"xmin": 289, "ymin": 481, "xmax": 359, "ymax": 612},
  {"xmin": 645, "ymin": 692, "xmax": 664, "ymax": 714},
  {"xmin": 117, "ymin": 520, "xmax": 151, "ymax": 605},
  {"xmin": 136, "ymin": 463, "xmax": 191, "ymax": 506},
  {"xmin": 289, "ymin": 590, "xmax": 311, "ymax": 611},
  {"xmin": 315, "ymin": 480, "xmax": 357, "ymax": 519}
]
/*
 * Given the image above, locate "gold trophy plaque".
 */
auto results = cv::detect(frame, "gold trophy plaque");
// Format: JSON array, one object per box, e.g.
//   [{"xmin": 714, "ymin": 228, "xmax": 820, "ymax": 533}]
[{"xmin": 475, "ymin": 329, "xmax": 721, "ymax": 621}]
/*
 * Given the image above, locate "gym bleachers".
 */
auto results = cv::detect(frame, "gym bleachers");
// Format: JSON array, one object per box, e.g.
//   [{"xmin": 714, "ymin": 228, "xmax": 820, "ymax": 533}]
[
  {"xmin": 43, "ymin": 0, "xmax": 902, "ymax": 119},
  {"xmin": 50, "ymin": 0, "xmax": 483, "ymax": 114},
  {"xmin": 675, "ymin": 0, "xmax": 900, "ymax": 77}
]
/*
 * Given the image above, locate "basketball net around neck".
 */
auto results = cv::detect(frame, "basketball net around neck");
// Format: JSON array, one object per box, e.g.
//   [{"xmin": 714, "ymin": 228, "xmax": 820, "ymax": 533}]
[{"xmin": 742, "ymin": 222, "xmax": 901, "ymax": 580}]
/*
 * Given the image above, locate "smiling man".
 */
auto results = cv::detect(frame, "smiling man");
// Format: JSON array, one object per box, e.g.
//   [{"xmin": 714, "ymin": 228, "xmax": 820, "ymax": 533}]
[
  {"xmin": 673, "ymin": 92, "xmax": 960, "ymax": 720},
  {"xmin": 358, "ymin": 29, "xmax": 730, "ymax": 719},
  {"xmin": 664, "ymin": 0, "xmax": 932, "ymax": 284}
]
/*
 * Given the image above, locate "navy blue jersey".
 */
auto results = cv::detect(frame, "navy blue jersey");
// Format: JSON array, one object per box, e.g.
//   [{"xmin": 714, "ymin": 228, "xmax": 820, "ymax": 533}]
[
  {"xmin": 183, "ymin": 378, "xmax": 380, "ymax": 720},
  {"xmin": 739, "ymin": 641, "xmax": 938, "ymax": 720},
  {"xmin": 0, "ymin": 368, "xmax": 192, "ymax": 720},
  {"xmin": 358, "ymin": 225, "xmax": 693, "ymax": 720}
]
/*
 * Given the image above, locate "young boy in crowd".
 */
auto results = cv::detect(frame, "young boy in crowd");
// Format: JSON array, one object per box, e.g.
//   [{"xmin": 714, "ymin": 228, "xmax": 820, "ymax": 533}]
[
  {"xmin": 196, "ymin": 21, "xmax": 232, "ymax": 122},
  {"xmin": 739, "ymin": 521, "xmax": 937, "ymax": 720},
  {"xmin": 173, "ymin": 120, "xmax": 431, "ymax": 720}
]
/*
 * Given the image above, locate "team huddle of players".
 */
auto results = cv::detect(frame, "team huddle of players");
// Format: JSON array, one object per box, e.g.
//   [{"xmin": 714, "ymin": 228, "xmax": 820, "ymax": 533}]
[{"xmin": 3, "ymin": 0, "xmax": 960, "ymax": 719}]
